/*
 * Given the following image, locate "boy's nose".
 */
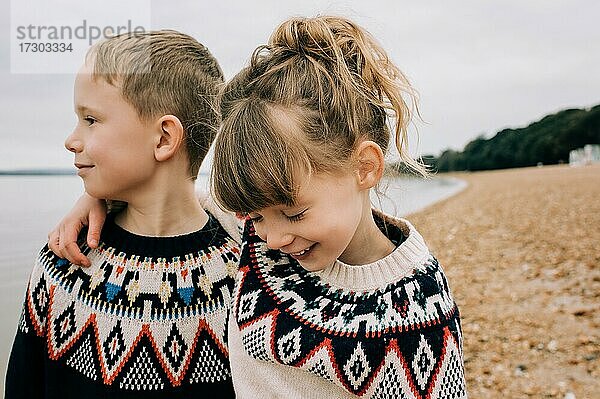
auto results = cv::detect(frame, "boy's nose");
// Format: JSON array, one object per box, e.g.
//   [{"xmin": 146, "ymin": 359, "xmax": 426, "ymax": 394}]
[{"xmin": 64, "ymin": 131, "xmax": 82, "ymax": 153}]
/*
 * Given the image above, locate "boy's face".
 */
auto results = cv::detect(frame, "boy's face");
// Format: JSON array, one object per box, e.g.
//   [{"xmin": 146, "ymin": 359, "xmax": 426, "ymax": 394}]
[
  {"xmin": 247, "ymin": 172, "xmax": 366, "ymax": 272},
  {"xmin": 65, "ymin": 64, "xmax": 158, "ymax": 201}
]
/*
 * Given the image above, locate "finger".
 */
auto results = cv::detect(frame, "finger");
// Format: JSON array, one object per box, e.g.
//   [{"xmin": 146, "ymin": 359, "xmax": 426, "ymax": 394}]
[
  {"xmin": 87, "ymin": 206, "xmax": 106, "ymax": 249},
  {"xmin": 64, "ymin": 241, "xmax": 89, "ymax": 267},
  {"xmin": 63, "ymin": 222, "xmax": 90, "ymax": 267},
  {"xmin": 48, "ymin": 229, "xmax": 64, "ymax": 258},
  {"xmin": 58, "ymin": 224, "xmax": 68, "ymax": 258}
]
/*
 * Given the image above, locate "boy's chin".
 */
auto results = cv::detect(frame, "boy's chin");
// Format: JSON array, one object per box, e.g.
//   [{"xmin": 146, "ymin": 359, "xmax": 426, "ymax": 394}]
[
  {"xmin": 82, "ymin": 186, "xmax": 104, "ymax": 199},
  {"xmin": 82, "ymin": 184, "xmax": 114, "ymax": 202}
]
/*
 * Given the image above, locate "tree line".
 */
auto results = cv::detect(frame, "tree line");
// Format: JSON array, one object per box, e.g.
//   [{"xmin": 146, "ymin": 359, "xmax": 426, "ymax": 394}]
[{"xmin": 397, "ymin": 104, "xmax": 600, "ymax": 173}]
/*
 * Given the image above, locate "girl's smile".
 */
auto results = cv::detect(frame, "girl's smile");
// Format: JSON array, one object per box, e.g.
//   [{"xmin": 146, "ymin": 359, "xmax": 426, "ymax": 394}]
[{"xmin": 286, "ymin": 242, "xmax": 317, "ymax": 261}]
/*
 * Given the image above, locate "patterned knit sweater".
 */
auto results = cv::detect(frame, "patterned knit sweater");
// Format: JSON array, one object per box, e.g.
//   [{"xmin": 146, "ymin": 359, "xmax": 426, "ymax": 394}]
[
  {"xmin": 5, "ymin": 212, "xmax": 239, "ymax": 398},
  {"xmin": 229, "ymin": 211, "xmax": 467, "ymax": 398}
]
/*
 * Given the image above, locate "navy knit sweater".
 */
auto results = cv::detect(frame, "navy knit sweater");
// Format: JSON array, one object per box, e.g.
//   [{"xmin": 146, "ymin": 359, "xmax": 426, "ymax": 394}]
[{"xmin": 5, "ymin": 213, "xmax": 239, "ymax": 398}]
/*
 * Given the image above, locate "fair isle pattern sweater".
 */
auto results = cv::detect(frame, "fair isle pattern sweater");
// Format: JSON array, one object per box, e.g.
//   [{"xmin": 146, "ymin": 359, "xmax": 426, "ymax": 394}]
[
  {"xmin": 6, "ymin": 213, "xmax": 239, "ymax": 398},
  {"xmin": 229, "ymin": 212, "xmax": 467, "ymax": 398}
]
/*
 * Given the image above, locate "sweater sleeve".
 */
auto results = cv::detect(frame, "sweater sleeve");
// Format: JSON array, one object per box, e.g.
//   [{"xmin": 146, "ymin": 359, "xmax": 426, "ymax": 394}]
[{"xmin": 4, "ymin": 252, "xmax": 49, "ymax": 399}]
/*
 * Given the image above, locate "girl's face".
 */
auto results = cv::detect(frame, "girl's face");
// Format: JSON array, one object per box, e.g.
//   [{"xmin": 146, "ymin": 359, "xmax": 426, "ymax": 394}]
[{"xmin": 248, "ymin": 172, "xmax": 369, "ymax": 271}]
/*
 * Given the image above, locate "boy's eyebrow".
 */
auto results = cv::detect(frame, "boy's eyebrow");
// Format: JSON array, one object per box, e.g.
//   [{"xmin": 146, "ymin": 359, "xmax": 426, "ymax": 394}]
[{"xmin": 75, "ymin": 104, "xmax": 99, "ymax": 115}]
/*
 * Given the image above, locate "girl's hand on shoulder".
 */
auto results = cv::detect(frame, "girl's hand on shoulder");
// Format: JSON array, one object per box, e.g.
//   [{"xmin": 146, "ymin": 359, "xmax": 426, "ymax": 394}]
[{"xmin": 47, "ymin": 193, "xmax": 107, "ymax": 267}]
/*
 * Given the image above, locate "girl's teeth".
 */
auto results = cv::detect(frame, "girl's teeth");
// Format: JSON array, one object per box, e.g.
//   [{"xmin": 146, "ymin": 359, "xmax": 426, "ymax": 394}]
[{"xmin": 293, "ymin": 248, "xmax": 308, "ymax": 256}]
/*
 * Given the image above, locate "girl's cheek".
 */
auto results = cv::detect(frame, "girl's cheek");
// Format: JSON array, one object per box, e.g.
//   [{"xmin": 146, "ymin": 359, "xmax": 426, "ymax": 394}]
[{"xmin": 253, "ymin": 224, "xmax": 267, "ymax": 241}]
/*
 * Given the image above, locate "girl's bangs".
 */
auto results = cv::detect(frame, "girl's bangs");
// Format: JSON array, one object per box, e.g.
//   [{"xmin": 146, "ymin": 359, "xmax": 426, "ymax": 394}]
[{"xmin": 212, "ymin": 101, "xmax": 313, "ymax": 214}]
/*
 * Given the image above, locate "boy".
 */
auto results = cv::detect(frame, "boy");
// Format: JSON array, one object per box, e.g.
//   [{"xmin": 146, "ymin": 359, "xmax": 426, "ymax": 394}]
[{"xmin": 5, "ymin": 31, "xmax": 239, "ymax": 398}]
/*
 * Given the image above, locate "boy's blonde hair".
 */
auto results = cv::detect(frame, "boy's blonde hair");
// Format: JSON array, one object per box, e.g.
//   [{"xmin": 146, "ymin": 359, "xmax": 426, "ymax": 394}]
[
  {"xmin": 212, "ymin": 16, "xmax": 427, "ymax": 213},
  {"xmin": 88, "ymin": 30, "xmax": 224, "ymax": 178}
]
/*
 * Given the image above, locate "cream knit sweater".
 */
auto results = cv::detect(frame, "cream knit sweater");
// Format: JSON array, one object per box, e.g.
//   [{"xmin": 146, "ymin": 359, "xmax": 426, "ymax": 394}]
[{"xmin": 228, "ymin": 212, "xmax": 467, "ymax": 398}]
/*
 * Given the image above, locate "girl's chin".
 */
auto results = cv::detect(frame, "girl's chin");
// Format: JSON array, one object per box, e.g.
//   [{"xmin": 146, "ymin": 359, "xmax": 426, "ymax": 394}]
[
  {"xmin": 287, "ymin": 244, "xmax": 337, "ymax": 272},
  {"xmin": 297, "ymin": 258, "xmax": 334, "ymax": 273}
]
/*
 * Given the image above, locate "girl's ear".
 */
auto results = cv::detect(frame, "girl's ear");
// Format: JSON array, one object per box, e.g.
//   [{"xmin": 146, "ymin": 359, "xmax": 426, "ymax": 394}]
[
  {"xmin": 154, "ymin": 115, "xmax": 184, "ymax": 162},
  {"xmin": 354, "ymin": 140, "xmax": 385, "ymax": 190}
]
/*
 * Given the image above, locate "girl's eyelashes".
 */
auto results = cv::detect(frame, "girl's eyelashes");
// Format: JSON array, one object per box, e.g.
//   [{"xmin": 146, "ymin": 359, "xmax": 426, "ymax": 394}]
[
  {"xmin": 248, "ymin": 213, "xmax": 263, "ymax": 223},
  {"xmin": 248, "ymin": 208, "xmax": 308, "ymax": 223},
  {"xmin": 285, "ymin": 208, "xmax": 308, "ymax": 223}
]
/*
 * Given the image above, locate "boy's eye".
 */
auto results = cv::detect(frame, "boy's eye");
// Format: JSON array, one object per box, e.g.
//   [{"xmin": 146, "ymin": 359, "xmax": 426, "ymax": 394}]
[{"xmin": 83, "ymin": 116, "xmax": 97, "ymax": 126}]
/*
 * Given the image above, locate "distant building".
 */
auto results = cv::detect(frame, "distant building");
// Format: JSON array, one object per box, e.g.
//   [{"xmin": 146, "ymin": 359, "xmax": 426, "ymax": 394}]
[{"xmin": 569, "ymin": 144, "xmax": 600, "ymax": 166}]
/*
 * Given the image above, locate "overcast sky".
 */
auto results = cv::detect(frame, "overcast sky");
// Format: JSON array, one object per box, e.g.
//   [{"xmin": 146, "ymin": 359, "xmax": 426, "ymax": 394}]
[{"xmin": 1, "ymin": 0, "xmax": 598, "ymax": 171}]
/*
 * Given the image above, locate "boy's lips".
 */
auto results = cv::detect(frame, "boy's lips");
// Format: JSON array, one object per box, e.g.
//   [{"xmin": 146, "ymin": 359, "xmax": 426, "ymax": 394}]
[{"xmin": 74, "ymin": 163, "xmax": 94, "ymax": 175}]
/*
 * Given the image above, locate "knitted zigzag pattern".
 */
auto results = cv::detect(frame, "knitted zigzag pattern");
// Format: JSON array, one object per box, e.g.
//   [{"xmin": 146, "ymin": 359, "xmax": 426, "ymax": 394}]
[
  {"xmin": 21, "ymin": 233, "xmax": 239, "ymax": 391},
  {"xmin": 234, "ymin": 222, "xmax": 467, "ymax": 398}
]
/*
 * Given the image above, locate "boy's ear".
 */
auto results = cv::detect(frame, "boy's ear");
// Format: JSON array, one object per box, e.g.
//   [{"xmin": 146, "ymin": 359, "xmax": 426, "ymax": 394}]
[
  {"xmin": 354, "ymin": 140, "xmax": 385, "ymax": 190},
  {"xmin": 154, "ymin": 115, "xmax": 184, "ymax": 162}
]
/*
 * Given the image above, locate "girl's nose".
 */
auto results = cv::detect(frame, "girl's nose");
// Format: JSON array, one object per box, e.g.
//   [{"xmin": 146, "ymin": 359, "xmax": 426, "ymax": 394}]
[
  {"xmin": 266, "ymin": 232, "xmax": 294, "ymax": 251},
  {"xmin": 259, "ymin": 222, "xmax": 294, "ymax": 250}
]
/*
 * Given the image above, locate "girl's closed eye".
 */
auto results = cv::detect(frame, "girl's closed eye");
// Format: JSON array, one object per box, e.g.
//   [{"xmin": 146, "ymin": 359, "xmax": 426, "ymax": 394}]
[
  {"xmin": 285, "ymin": 208, "xmax": 308, "ymax": 223},
  {"xmin": 248, "ymin": 213, "xmax": 263, "ymax": 223}
]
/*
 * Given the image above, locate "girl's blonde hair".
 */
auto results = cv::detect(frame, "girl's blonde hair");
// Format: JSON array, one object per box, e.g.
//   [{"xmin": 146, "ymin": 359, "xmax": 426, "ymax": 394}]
[{"xmin": 212, "ymin": 16, "xmax": 427, "ymax": 213}]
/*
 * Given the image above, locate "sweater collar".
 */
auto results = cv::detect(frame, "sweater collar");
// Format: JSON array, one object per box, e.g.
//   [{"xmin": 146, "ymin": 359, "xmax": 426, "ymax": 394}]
[
  {"xmin": 98, "ymin": 211, "xmax": 226, "ymax": 259},
  {"xmin": 315, "ymin": 210, "xmax": 430, "ymax": 291}
]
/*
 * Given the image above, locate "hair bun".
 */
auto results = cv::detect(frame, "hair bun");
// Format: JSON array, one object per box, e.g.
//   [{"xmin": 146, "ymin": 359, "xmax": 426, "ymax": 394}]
[{"xmin": 269, "ymin": 16, "xmax": 359, "ymax": 63}]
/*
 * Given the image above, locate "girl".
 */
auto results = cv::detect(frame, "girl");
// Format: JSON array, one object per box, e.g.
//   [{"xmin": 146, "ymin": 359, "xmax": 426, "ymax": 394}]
[
  {"xmin": 211, "ymin": 16, "xmax": 467, "ymax": 398},
  {"xmin": 49, "ymin": 16, "xmax": 467, "ymax": 398}
]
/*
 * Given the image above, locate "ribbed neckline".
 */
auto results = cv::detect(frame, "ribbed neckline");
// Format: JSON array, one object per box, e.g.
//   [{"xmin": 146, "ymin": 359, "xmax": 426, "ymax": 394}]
[
  {"xmin": 315, "ymin": 212, "xmax": 430, "ymax": 291},
  {"xmin": 98, "ymin": 212, "xmax": 227, "ymax": 259}
]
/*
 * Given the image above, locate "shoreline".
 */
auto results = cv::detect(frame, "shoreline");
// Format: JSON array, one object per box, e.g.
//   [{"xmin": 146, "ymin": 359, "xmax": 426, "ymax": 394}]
[
  {"xmin": 373, "ymin": 175, "xmax": 468, "ymax": 217},
  {"xmin": 407, "ymin": 164, "xmax": 600, "ymax": 398}
]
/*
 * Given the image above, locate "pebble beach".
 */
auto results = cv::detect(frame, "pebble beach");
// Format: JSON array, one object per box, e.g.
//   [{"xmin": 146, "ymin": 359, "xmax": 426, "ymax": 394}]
[{"xmin": 408, "ymin": 164, "xmax": 600, "ymax": 398}]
